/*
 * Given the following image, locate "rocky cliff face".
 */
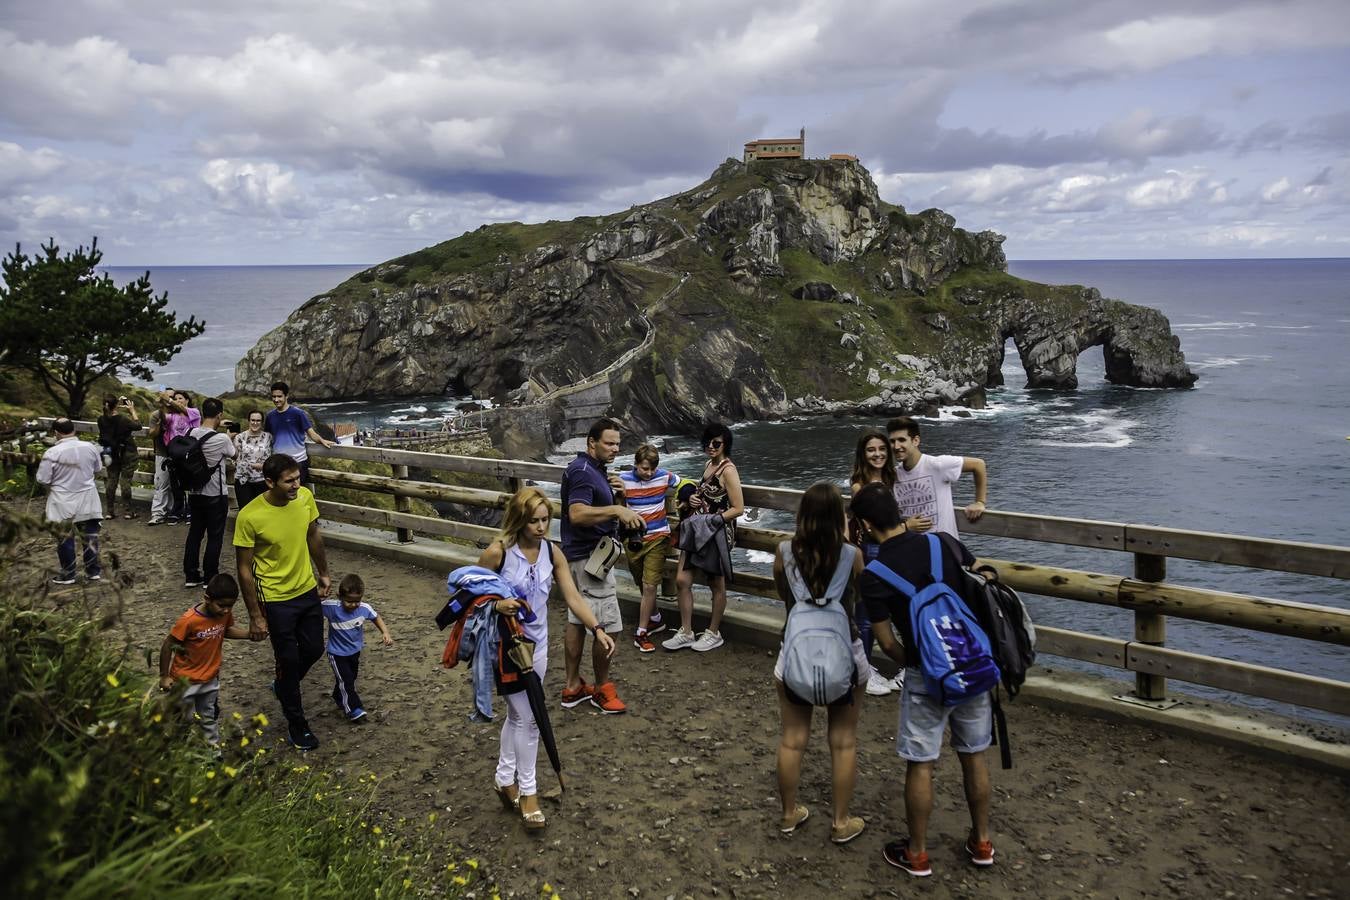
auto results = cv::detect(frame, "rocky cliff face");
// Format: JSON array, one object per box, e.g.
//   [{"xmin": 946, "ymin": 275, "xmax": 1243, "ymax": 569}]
[{"xmin": 236, "ymin": 158, "xmax": 1195, "ymax": 440}]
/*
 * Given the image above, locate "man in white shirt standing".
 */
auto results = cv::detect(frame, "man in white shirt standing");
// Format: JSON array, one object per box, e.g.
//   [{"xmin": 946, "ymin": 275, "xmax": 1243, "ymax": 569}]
[
  {"xmin": 36, "ymin": 417, "xmax": 105, "ymax": 584},
  {"xmin": 886, "ymin": 417, "xmax": 988, "ymax": 539}
]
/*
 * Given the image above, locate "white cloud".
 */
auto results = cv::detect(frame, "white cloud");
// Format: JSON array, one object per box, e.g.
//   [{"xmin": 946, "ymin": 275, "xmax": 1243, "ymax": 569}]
[
  {"xmin": 1260, "ymin": 176, "xmax": 1292, "ymax": 202},
  {"xmin": 1126, "ymin": 169, "xmax": 1206, "ymax": 208},
  {"xmin": 200, "ymin": 159, "xmax": 303, "ymax": 215},
  {"xmin": 0, "ymin": 142, "xmax": 68, "ymax": 188},
  {"xmin": 1, "ymin": 3, "xmax": 1348, "ymax": 261}
]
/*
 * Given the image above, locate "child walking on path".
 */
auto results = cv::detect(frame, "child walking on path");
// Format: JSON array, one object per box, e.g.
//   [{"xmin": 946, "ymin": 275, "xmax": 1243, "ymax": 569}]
[
  {"xmin": 321, "ymin": 574, "xmax": 394, "ymax": 722},
  {"xmin": 158, "ymin": 574, "xmax": 252, "ymax": 746}
]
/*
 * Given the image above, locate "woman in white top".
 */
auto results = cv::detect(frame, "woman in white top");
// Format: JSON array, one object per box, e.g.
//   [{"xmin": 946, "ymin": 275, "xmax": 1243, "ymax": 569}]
[
  {"xmin": 232, "ymin": 409, "xmax": 273, "ymax": 510},
  {"xmin": 477, "ymin": 486, "xmax": 615, "ymax": 830}
]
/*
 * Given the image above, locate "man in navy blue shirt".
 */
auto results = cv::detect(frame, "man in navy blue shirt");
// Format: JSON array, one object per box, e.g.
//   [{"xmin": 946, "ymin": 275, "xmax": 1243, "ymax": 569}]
[
  {"xmin": 265, "ymin": 381, "xmax": 336, "ymax": 486},
  {"xmin": 560, "ymin": 417, "xmax": 646, "ymax": 714}
]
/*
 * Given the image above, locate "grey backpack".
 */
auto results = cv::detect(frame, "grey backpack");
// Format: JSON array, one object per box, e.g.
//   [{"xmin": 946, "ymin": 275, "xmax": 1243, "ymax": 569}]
[{"xmin": 779, "ymin": 542, "xmax": 858, "ymax": 705}]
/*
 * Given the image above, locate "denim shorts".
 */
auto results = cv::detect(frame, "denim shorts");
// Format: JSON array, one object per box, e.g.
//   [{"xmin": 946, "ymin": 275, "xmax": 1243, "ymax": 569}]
[{"xmin": 896, "ymin": 667, "xmax": 993, "ymax": 762}]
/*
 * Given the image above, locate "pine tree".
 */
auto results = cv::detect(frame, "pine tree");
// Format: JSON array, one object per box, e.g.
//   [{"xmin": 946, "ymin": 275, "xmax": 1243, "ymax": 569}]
[{"xmin": 0, "ymin": 237, "xmax": 205, "ymax": 416}]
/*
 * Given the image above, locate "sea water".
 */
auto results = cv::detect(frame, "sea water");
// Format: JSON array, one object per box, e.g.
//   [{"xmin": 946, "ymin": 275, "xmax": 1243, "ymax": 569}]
[{"xmin": 103, "ymin": 259, "xmax": 1350, "ymax": 722}]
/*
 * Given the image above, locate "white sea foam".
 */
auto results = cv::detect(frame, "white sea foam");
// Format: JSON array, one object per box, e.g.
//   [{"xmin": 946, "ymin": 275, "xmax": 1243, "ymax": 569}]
[
  {"xmin": 1191, "ymin": 355, "xmax": 1272, "ymax": 370},
  {"xmin": 1172, "ymin": 321, "xmax": 1258, "ymax": 331},
  {"xmin": 745, "ymin": 549, "xmax": 775, "ymax": 565},
  {"xmin": 1032, "ymin": 412, "xmax": 1136, "ymax": 449}
]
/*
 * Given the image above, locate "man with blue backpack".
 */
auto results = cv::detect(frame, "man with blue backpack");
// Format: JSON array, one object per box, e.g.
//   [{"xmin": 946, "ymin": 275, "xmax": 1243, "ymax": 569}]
[{"xmin": 849, "ymin": 482, "xmax": 998, "ymax": 878}]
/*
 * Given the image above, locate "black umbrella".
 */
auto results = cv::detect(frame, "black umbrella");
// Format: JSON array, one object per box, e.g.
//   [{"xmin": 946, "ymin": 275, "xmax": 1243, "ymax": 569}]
[
  {"xmin": 519, "ymin": 667, "xmax": 564, "ymax": 791},
  {"xmin": 501, "ymin": 614, "xmax": 565, "ymax": 791}
]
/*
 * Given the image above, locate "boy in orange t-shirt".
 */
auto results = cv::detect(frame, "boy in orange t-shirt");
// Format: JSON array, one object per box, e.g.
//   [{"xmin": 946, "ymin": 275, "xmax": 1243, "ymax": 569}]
[{"xmin": 159, "ymin": 573, "xmax": 252, "ymax": 745}]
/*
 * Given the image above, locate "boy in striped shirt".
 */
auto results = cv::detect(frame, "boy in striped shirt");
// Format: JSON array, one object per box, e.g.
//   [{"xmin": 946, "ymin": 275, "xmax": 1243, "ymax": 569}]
[{"xmin": 620, "ymin": 445, "xmax": 679, "ymax": 652}]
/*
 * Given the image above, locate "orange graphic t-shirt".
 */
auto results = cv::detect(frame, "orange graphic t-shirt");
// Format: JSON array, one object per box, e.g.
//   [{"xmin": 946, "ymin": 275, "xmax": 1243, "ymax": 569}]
[{"xmin": 169, "ymin": 605, "xmax": 234, "ymax": 683}]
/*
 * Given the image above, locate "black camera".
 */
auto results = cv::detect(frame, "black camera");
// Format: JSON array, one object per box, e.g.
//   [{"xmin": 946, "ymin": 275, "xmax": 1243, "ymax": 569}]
[{"xmin": 618, "ymin": 520, "xmax": 647, "ymax": 553}]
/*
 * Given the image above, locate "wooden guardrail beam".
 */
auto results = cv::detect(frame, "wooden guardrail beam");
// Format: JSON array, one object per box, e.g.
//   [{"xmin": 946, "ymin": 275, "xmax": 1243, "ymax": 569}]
[
  {"xmin": 1124, "ymin": 525, "xmax": 1350, "ymax": 579},
  {"xmin": 1125, "ymin": 643, "xmax": 1350, "ymax": 717},
  {"xmin": 963, "ymin": 510, "xmax": 1126, "ymax": 550},
  {"xmin": 316, "ymin": 499, "xmax": 498, "ymax": 546},
  {"xmin": 1118, "ymin": 579, "xmax": 1350, "ymax": 646},
  {"xmin": 976, "ymin": 556, "xmax": 1124, "ymax": 606}
]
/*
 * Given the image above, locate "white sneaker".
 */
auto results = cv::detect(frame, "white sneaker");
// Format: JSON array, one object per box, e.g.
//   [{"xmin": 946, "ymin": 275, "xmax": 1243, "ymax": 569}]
[
  {"xmin": 865, "ymin": 671, "xmax": 895, "ymax": 696},
  {"xmin": 661, "ymin": 629, "xmax": 698, "ymax": 651},
  {"xmin": 691, "ymin": 630, "xmax": 724, "ymax": 652},
  {"xmin": 889, "ymin": 672, "xmax": 906, "ymax": 691}
]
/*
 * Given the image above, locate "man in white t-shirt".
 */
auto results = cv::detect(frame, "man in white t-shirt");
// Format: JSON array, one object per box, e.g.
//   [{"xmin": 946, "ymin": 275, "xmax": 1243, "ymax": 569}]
[{"xmin": 886, "ymin": 417, "xmax": 988, "ymax": 539}]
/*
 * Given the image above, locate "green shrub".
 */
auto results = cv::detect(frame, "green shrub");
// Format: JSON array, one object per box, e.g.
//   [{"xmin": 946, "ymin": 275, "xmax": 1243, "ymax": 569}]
[{"xmin": 0, "ymin": 507, "xmax": 485, "ymax": 899}]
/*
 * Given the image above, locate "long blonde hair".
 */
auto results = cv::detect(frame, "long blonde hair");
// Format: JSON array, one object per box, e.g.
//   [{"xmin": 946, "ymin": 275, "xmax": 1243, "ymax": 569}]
[{"xmin": 499, "ymin": 486, "xmax": 552, "ymax": 548}]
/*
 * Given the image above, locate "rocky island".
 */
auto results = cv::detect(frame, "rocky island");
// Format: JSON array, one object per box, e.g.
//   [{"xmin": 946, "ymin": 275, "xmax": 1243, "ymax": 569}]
[{"xmin": 236, "ymin": 158, "xmax": 1196, "ymax": 452}]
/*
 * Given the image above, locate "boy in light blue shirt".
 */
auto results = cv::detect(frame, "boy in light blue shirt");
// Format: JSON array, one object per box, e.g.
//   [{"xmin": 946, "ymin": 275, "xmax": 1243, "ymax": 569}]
[{"xmin": 321, "ymin": 573, "xmax": 393, "ymax": 722}]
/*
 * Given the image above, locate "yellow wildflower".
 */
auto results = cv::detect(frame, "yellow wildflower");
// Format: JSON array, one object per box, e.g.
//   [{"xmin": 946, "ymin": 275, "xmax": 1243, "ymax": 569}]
[
  {"xmin": 106, "ymin": 673, "xmax": 120, "ymax": 687},
  {"xmin": 223, "ymin": 766, "xmax": 238, "ymax": 778},
  {"xmin": 205, "ymin": 770, "xmax": 216, "ymax": 779}
]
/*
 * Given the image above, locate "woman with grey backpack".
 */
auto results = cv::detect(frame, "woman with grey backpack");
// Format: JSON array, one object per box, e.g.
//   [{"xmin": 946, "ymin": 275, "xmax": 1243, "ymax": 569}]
[{"xmin": 771, "ymin": 482, "xmax": 870, "ymax": 844}]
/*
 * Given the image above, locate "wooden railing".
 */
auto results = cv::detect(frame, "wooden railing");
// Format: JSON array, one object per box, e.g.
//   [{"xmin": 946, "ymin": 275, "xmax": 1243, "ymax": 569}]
[{"xmin": 8, "ymin": 425, "xmax": 1349, "ymax": 720}]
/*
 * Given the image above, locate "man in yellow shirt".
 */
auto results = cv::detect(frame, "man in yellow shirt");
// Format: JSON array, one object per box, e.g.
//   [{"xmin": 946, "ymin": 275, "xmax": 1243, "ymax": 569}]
[{"xmin": 234, "ymin": 453, "xmax": 332, "ymax": 751}]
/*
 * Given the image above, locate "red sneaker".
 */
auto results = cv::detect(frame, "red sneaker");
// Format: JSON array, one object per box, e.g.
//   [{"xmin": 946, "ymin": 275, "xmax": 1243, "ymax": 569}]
[
  {"xmin": 882, "ymin": 840, "xmax": 931, "ymax": 877},
  {"xmin": 633, "ymin": 631, "xmax": 656, "ymax": 653},
  {"xmin": 559, "ymin": 679, "xmax": 593, "ymax": 709},
  {"xmin": 965, "ymin": 836, "xmax": 995, "ymax": 867},
  {"xmin": 590, "ymin": 681, "xmax": 627, "ymax": 714}
]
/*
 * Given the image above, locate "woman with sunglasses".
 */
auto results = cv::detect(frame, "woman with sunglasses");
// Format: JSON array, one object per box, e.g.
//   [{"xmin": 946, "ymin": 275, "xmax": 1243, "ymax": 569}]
[
  {"xmin": 663, "ymin": 423, "xmax": 744, "ymax": 652},
  {"xmin": 232, "ymin": 409, "xmax": 273, "ymax": 509}
]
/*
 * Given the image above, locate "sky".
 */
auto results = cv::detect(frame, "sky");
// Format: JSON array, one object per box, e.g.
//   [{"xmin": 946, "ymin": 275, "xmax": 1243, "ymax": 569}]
[{"xmin": 1, "ymin": 0, "xmax": 1347, "ymax": 265}]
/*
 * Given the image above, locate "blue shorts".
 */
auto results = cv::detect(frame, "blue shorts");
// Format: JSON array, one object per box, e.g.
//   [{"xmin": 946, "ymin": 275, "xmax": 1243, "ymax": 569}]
[{"xmin": 896, "ymin": 668, "xmax": 993, "ymax": 762}]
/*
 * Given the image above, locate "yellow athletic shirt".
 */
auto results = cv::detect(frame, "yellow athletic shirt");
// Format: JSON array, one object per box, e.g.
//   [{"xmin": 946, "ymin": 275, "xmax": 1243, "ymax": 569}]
[{"xmin": 233, "ymin": 487, "xmax": 319, "ymax": 601}]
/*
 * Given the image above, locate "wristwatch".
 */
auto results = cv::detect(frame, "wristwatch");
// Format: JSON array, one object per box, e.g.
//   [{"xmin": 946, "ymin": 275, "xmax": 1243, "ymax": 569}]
[{"xmin": 591, "ymin": 624, "xmax": 605, "ymax": 637}]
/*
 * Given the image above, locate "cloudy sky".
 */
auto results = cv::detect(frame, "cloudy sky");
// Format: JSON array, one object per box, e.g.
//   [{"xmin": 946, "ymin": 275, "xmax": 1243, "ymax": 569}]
[{"xmin": 2, "ymin": 0, "xmax": 1347, "ymax": 265}]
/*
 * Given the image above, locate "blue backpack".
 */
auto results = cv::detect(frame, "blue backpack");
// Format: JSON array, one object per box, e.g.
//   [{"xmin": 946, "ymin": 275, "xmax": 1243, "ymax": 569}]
[{"xmin": 865, "ymin": 534, "xmax": 1000, "ymax": 706}]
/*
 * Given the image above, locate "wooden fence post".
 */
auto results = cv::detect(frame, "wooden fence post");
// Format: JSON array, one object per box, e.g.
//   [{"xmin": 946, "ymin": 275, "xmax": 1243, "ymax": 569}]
[
  {"xmin": 1133, "ymin": 552, "xmax": 1167, "ymax": 701},
  {"xmin": 393, "ymin": 464, "xmax": 414, "ymax": 543}
]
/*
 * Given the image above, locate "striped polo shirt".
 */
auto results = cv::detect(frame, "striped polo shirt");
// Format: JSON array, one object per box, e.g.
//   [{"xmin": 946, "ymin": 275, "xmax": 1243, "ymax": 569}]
[{"xmin": 619, "ymin": 467, "xmax": 680, "ymax": 541}]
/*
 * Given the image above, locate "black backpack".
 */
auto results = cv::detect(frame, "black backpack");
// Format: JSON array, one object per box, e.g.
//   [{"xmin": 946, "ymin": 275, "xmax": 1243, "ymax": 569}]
[
  {"xmin": 961, "ymin": 564, "xmax": 1037, "ymax": 698},
  {"xmin": 164, "ymin": 432, "xmax": 221, "ymax": 492},
  {"xmin": 937, "ymin": 533, "xmax": 1038, "ymax": 769}
]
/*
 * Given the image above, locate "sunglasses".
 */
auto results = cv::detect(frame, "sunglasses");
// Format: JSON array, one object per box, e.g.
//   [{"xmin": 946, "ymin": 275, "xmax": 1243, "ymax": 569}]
[{"xmin": 706, "ymin": 439, "xmax": 724, "ymax": 449}]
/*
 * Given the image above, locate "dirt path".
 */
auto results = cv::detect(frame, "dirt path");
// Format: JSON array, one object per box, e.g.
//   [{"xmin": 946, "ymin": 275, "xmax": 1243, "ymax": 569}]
[{"xmin": 10, "ymin": 508, "xmax": 1346, "ymax": 899}]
